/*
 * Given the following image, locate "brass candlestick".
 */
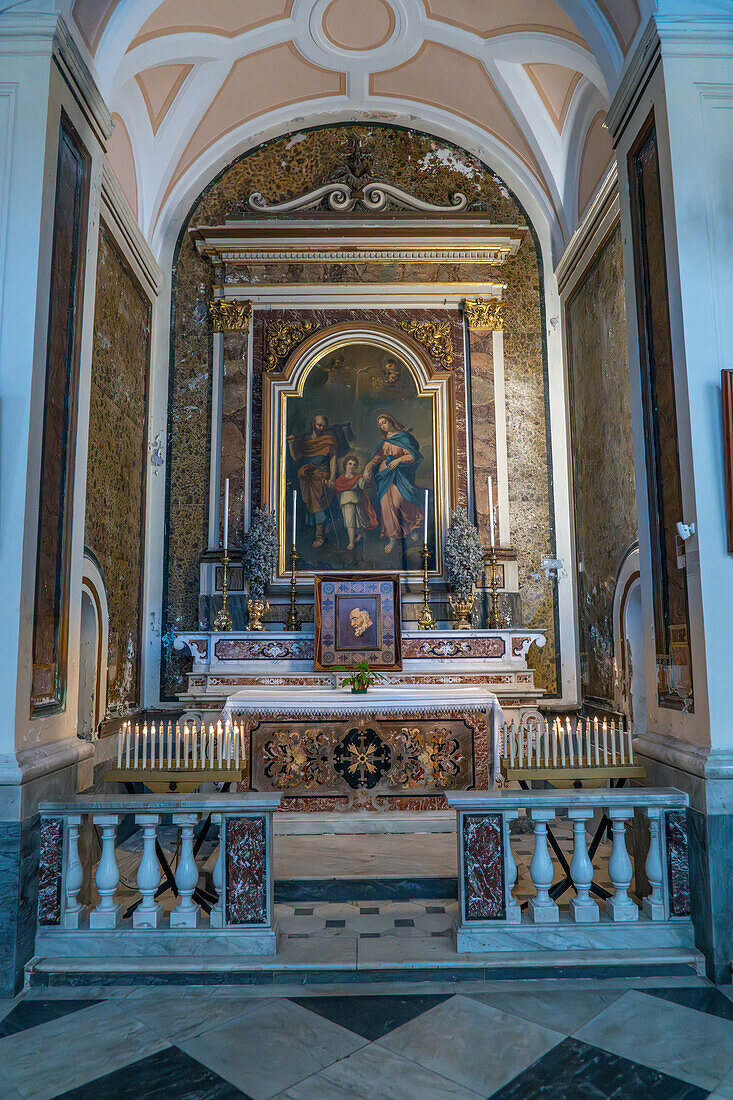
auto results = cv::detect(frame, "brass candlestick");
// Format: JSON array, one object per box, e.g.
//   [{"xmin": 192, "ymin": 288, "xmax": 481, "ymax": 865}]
[
  {"xmin": 485, "ymin": 546, "xmax": 501, "ymax": 629},
  {"xmin": 417, "ymin": 545, "xmax": 436, "ymax": 630},
  {"xmin": 213, "ymin": 549, "xmax": 234, "ymax": 632},
  {"xmin": 285, "ymin": 548, "xmax": 301, "ymax": 631}
]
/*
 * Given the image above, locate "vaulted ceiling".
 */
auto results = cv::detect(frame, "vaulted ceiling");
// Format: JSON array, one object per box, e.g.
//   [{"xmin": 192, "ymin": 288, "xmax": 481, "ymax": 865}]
[{"xmin": 66, "ymin": 0, "xmax": 647, "ymax": 256}]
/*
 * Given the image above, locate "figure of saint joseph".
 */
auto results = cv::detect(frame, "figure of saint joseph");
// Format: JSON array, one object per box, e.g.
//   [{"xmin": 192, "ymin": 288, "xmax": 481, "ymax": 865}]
[
  {"xmin": 363, "ymin": 413, "xmax": 425, "ymax": 553},
  {"xmin": 287, "ymin": 414, "xmax": 338, "ymax": 548}
]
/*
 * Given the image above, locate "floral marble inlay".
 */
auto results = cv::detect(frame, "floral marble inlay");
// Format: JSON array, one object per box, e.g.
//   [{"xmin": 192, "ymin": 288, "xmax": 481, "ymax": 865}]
[
  {"xmin": 225, "ymin": 816, "xmax": 267, "ymax": 924},
  {"xmin": 37, "ymin": 818, "xmax": 63, "ymax": 926},
  {"xmin": 665, "ymin": 809, "xmax": 691, "ymax": 917},
  {"xmin": 402, "ymin": 636, "xmax": 505, "ymax": 658},
  {"xmin": 462, "ymin": 812, "xmax": 505, "ymax": 920},
  {"xmin": 215, "ymin": 638, "xmax": 314, "ymax": 660}
]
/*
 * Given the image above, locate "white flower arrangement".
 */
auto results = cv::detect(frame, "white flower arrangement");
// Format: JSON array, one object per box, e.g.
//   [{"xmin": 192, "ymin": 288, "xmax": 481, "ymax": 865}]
[
  {"xmin": 444, "ymin": 507, "xmax": 484, "ymax": 600},
  {"xmin": 242, "ymin": 508, "xmax": 278, "ymax": 601}
]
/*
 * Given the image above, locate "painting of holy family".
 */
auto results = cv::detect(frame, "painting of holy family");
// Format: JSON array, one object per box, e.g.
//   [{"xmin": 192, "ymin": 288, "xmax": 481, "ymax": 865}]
[{"xmin": 284, "ymin": 342, "xmax": 436, "ymax": 574}]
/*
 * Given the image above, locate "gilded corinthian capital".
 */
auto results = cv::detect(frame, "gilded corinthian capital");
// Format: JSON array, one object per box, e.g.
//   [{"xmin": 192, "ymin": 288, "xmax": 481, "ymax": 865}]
[
  {"xmin": 463, "ymin": 297, "xmax": 503, "ymax": 331},
  {"xmin": 209, "ymin": 299, "xmax": 252, "ymax": 333}
]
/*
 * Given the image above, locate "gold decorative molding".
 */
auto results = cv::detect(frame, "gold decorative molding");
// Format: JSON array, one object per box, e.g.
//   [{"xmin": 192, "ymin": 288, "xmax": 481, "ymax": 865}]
[
  {"xmin": 210, "ymin": 299, "xmax": 252, "ymax": 333},
  {"xmin": 265, "ymin": 319, "xmax": 321, "ymax": 372},
  {"xmin": 463, "ymin": 297, "xmax": 504, "ymax": 331},
  {"xmin": 399, "ymin": 320, "xmax": 454, "ymax": 369}
]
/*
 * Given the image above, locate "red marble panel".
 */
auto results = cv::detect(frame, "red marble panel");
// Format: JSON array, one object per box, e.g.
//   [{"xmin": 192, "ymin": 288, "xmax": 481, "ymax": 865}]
[
  {"xmin": 462, "ymin": 812, "xmax": 505, "ymax": 920},
  {"xmin": 37, "ymin": 818, "xmax": 64, "ymax": 926},
  {"xmin": 225, "ymin": 816, "xmax": 267, "ymax": 924}
]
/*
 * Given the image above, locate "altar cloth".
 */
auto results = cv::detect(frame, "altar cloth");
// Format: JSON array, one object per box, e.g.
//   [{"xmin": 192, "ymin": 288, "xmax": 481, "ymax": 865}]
[{"xmin": 221, "ymin": 684, "xmax": 503, "ymax": 787}]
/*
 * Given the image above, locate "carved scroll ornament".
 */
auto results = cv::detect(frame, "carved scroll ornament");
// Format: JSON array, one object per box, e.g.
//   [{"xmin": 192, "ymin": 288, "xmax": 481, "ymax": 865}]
[
  {"xmin": 249, "ymin": 182, "xmax": 468, "ymax": 215},
  {"xmin": 400, "ymin": 319, "xmax": 455, "ymax": 369},
  {"xmin": 265, "ymin": 319, "xmax": 321, "ymax": 373},
  {"xmin": 210, "ymin": 299, "xmax": 252, "ymax": 333}
]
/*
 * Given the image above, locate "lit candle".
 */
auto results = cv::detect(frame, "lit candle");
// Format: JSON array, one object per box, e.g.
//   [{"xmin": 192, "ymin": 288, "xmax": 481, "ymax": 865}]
[
  {"xmin": 543, "ymin": 719, "xmax": 549, "ymax": 767},
  {"xmin": 619, "ymin": 719, "xmax": 626, "ymax": 765},
  {"xmin": 175, "ymin": 722, "xmax": 181, "ymax": 769},
  {"xmin": 595, "ymin": 720, "xmax": 601, "ymax": 766},
  {"xmin": 603, "ymin": 720, "xmax": 609, "ymax": 765},
  {"xmin": 134, "ymin": 723, "xmax": 139, "ymax": 768},
  {"xmin": 611, "ymin": 720, "xmax": 617, "ymax": 765},
  {"xmin": 552, "ymin": 721, "xmax": 557, "ymax": 768},
  {"xmin": 210, "ymin": 724, "xmax": 215, "ymax": 768},
  {"xmin": 487, "ymin": 476, "xmax": 495, "ymax": 548},
  {"xmin": 586, "ymin": 719, "xmax": 592, "ymax": 767},
  {"xmin": 627, "ymin": 725, "xmax": 634, "ymax": 763},
  {"xmin": 423, "ymin": 489, "xmax": 429, "ymax": 544},
  {"xmin": 559, "ymin": 720, "xmax": 566, "ymax": 766},
  {"xmin": 234, "ymin": 722, "xmax": 240, "ymax": 769},
  {"xmin": 593, "ymin": 718, "xmax": 599, "ymax": 767},
  {"xmin": 568, "ymin": 721, "xmax": 575, "ymax": 766},
  {"xmin": 217, "ymin": 720, "xmax": 223, "ymax": 769},
  {"xmin": 117, "ymin": 728, "xmax": 123, "ymax": 768},
  {"xmin": 292, "ymin": 489, "xmax": 297, "ymax": 549},
  {"xmin": 576, "ymin": 720, "xmax": 582, "ymax": 767},
  {"xmin": 192, "ymin": 722, "xmax": 197, "ymax": 769},
  {"xmin": 535, "ymin": 723, "xmax": 540, "ymax": 767},
  {"xmin": 142, "ymin": 723, "xmax": 148, "ymax": 770},
  {"xmin": 167, "ymin": 722, "xmax": 173, "ymax": 767},
  {"xmin": 125, "ymin": 722, "xmax": 131, "ymax": 768},
  {"xmin": 223, "ymin": 477, "xmax": 229, "ymax": 551}
]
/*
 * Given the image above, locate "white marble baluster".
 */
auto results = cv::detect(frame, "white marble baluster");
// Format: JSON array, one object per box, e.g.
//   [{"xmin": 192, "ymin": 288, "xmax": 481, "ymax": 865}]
[
  {"xmin": 606, "ymin": 808, "xmax": 639, "ymax": 922},
  {"xmin": 504, "ymin": 810, "xmax": 521, "ymax": 923},
  {"xmin": 170, "ymin": 813, "xmax": 200, "ymax": 928},
  {"xmin": 568, "ymin": 807, "xmax": 599, "ymax": 922},
  {"xmin": 209, "ymin": 813, "xmax": 226, "ymax": 928},
  {"xmin": 89, "ymin": 814, "xmax": 122, "ymax": 929},
  {"xmin": 63, "ymin": 814, "xmax": 84, "ymax": 930},
  {"xmin": 133, "ymin": 813, "xmax": 162, "ymax": 928},
  {"xmin": 642, "ymin": 808, "xmax": 667, "ymax": 921},
  {"xmin": 528, "ymin": 809, "xmax": 559, "ymax": 923}
]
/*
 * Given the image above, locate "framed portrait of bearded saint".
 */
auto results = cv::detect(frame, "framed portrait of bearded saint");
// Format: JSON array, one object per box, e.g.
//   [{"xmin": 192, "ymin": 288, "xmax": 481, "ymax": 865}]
[
  {"xmin": 314, "ymin": 573, "xmax": 402, "ymax": 671},
  {"xmin": 263, "ymin": 323, "xmax": 456, "ymax": 581}
]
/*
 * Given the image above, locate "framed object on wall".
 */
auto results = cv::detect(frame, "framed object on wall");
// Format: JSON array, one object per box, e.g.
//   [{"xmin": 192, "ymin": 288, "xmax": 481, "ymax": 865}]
[
  {"xmin": 263, "ymin": 322, "xmax": 456, "ymax": 582},
  {"xmin": 314, "ymin": 573, "xmax": 402, "ymax": 671}
]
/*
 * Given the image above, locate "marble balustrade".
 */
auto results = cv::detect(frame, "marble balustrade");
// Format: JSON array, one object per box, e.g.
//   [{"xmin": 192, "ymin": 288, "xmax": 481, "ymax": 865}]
[
  {"xmin": 35, "ymin": 793, "xmax": 281, "ymax": 959},
  {"xmin": 445, "ymin": 789, "xmax": 700, "ymax": 964}
]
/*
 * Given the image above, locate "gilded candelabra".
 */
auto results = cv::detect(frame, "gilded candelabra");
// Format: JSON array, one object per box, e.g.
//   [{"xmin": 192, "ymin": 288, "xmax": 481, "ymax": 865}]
[
  {"xmin": 485, "ymin": 546, "xmax": 501, "ymax": 629},
  {"xmin": 285, "ymin": 548, "xmax": 301, "ymax": 631},
  {"xmin": 213, "ymin": 549, "xmax": 233, "ymax": 632},
  {"xmin": 417, "ymin": 545, "xmax": 436, "ymax": 630}
]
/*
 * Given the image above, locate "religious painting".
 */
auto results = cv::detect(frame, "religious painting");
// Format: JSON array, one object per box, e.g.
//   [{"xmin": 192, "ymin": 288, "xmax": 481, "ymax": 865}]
[
  {"xmin": 264, "ymin": 324, "xmax": 456, "ymax": 580},
  {"xmin": 315, "ymin": 573, "xmax": 402, "ymax": 671}
]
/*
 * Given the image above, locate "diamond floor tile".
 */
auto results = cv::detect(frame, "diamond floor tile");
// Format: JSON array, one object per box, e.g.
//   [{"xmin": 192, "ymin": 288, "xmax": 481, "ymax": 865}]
[{"xmin": 290, "ymin": 993, "xmax": 452, "ymax": 1041}]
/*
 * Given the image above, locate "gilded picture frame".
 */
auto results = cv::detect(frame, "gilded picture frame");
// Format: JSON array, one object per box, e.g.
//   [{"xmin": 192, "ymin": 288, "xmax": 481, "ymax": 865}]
[
  {"xmin": 262, "ymin": 322, "xmax": 456, "ymax": 583},
  {"xmin": 314, "ymin": 573, "xmax": 402, "ymax": 671}
]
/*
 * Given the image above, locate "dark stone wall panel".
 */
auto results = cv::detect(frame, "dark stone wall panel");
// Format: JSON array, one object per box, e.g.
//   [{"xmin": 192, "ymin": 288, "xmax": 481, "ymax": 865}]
[
  {"xmin": 566, "ymin": 222, "xmax": 637, "ymax": 705},
  {"xmin": 86, "ymin": 225, "xmax": 151, "ymax": 710}
]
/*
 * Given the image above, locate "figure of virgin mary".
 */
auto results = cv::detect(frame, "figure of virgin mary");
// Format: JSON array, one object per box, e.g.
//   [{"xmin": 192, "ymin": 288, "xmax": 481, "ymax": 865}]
[{"xmin": 363, "ymin": 413, "xmax": 425, "ymax": 553}]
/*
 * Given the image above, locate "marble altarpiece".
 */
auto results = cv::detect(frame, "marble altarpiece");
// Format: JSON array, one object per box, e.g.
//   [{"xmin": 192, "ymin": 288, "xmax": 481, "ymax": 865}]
[{"xmin": 170, "ymin": 132, "xmax": 554, "ymax": 811}]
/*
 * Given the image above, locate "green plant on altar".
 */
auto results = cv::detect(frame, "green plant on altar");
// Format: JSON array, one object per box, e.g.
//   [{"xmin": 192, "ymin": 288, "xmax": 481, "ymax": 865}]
[
  {"xmin": 242, "ymin": 507, "xmax": 277, "ymax": 630},
  {"xmin": 336, "ymin": 661, "xmax": 386, "ymax": 694},
  {"xmin": 444, "ymin": 506, "xmax": 484, "ymax": 628}
]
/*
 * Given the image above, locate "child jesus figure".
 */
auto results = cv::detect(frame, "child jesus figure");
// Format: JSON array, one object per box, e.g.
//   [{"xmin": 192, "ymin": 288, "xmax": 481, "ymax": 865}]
[{"xmin": 334, "ymin": 454, "xmax": 378, "ymax": 550}]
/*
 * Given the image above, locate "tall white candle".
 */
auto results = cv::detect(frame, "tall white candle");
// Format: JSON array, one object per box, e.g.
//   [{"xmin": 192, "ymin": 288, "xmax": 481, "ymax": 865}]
[
  {"xmin": 125, "ymin": 723, "xmax": 131, "ymax": 768},
  {"xmin": 611, "ymin": 720, "xmax": 617, "ymax": 765},
  {"xmin": 217, "ymin": 720, "xmax": 223, "ymax": 769},
  {"xmin": 628, "ymin": 725, "xmax": 634, "ymax": 763},
  {"xmin": 234, "ymin": 722, "xmax": 240, "ymax": 769},
  {"xmin": 619, "ymin": 719, "xmax": 626, "ymax": 765},
  {"xmin": 210, "ymin": 724, "xmax": 215, "ymax": 767},
  {"xmin": 552, "ymin": 722, "xmax": 557, "ymax": 767},
  {"xmin": 142, "ymin": 724, "xmax": 148, "ymax": 770},
  {"xmin": 603, "ymin": 721, "xmax": 609, "ymax": 765},
  {"xmin": 192, "ymin": 723, "xmax": 197, "ymax": 769},
  {"xmin": 560, "ymin": 720, "xmax": 566, "ymax": 766},
  {"xmin": 508, "ymin": 723, "xmax": 515, "ymax": 767},
  {"xmin": 175, "ymin": 722, "xmax": 181, "ymax": 769},
  {"xmin": 222, "ymin": 478, "xmax": 230, "ymax": 550},
  {"xmin": 117, "ymin": 729, "xmax": 123, "ymax": 768},
  {"xmin": 292, "ymin": 489, "xmax": 297, "ymax": 548},
  {"xmin": 167, "ymin": 722, "xmax": 173, "ymax": 767},
  {"xmin": 487, "ymin": 476, "xmax": 495, "ymax": 548},
  {"xmin": 518, "ymin": 722, "xmax": 524, "ymax": 767},
  {"xmin": 134, "ymin": 723, "xmax": 139, "ymax": 768},
  {"xmin": 423, "ymin": 489, "xmax": 429, "ymax": 544}
]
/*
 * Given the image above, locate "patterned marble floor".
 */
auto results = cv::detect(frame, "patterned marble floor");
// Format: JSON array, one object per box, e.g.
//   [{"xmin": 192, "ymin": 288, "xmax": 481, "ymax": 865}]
[{"xmin": 1, "ymin": 979, "xmax": 732, "ymax": 1098}]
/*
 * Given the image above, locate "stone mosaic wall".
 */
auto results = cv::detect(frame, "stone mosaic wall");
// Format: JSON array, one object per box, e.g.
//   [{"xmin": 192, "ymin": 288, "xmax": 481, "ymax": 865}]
[
  {"xmin": 86, "ymin": 225, "xmax": 151, "ymax": 710},
  {"xmin": 566, "ymin": 222, "xmax": 637, "ymax": 705},
  {"xmin": 165, "ymin": 124, "xmax": 558, "ymax": 694}
]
